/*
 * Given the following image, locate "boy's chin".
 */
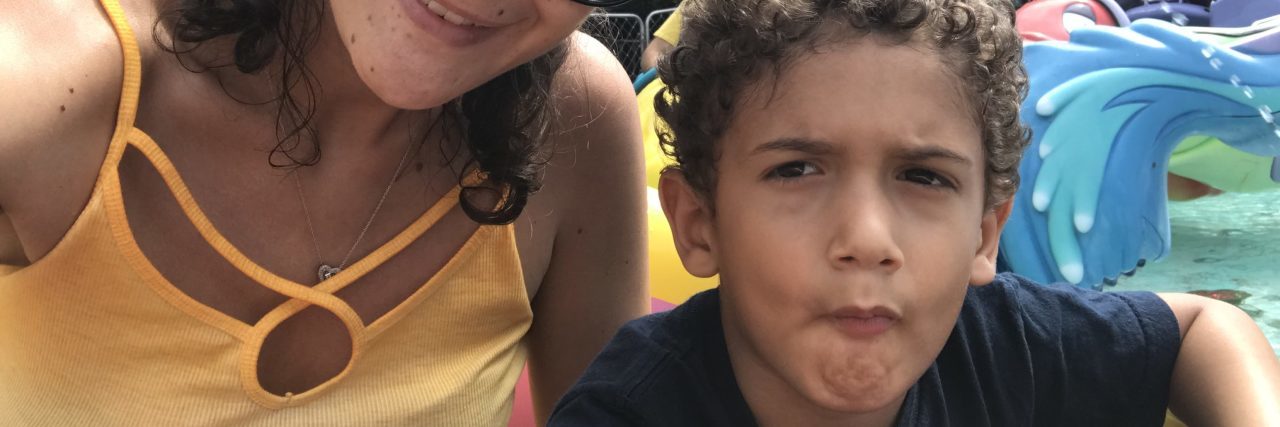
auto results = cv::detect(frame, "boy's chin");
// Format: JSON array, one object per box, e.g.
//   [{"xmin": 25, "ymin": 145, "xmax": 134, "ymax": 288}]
[
  {"xmin": 803, "ymin": 355, "xmax": 907, "ymax": 414},
  {"xmin": 805, "ymin": 385, "xmax": 903, "ymax": 416}
]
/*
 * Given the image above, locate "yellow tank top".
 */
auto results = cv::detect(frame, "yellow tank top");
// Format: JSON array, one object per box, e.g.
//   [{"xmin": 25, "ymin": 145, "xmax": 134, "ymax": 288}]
[{"xmin": 0, "ymin": 0, "xmax": 532, "ymax": 424}]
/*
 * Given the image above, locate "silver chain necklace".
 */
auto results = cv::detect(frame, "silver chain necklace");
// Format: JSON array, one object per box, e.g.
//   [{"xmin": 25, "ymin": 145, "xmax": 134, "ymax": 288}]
[{"xmin": 293, "ymin": 130, "xmax": 418, "ymax": 282}]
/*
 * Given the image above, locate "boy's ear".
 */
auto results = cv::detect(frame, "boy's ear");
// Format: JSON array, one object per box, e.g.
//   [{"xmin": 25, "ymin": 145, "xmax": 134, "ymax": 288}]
[
  {"xmin": 969, "ymin": 199, "xmax": 1014, "ymax": 286},
  {"xmin": 658, "ymin": 170, "xmax": 720, "ymax": 278}
]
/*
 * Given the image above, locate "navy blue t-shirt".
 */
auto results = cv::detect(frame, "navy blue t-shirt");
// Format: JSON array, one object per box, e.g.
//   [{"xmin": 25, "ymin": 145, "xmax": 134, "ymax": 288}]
[{"xmin": 549, "ymin": 273, "xmax": 1182, "ymax": 426}]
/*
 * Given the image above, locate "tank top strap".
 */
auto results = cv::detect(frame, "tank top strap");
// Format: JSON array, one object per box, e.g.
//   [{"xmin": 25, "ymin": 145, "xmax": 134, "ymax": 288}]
[
  {"xmin": 91, "ymin": 0, "xmax": 486, "ymax": 342},
  {"xmin": 98, "ymin": 0, "xmax": 143, "ymax": 174}
]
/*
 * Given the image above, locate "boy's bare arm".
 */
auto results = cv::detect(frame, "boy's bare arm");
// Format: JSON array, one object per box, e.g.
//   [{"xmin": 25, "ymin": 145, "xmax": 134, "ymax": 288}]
[{"xmin": 1159, "ymin": 293, "xmax": 1280, "ymax": 425}]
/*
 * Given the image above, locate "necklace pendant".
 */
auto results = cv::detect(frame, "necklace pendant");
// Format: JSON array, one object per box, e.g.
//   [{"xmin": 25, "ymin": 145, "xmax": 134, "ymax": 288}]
[{"xmin": 318, "ymin": 264, "xmax": 341, "ymax": 281}]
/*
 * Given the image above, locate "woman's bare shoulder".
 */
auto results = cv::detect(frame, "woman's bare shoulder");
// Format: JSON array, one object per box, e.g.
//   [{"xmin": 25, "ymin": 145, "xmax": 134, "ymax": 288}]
[
  {"xmin": 548, "ymin": 31, "xmax": 641, "ymax": 160},
  {"xmin": 518, "ymin": 32, "xmax": 649, "ymax": 411},
  {"xmin": 538, "ymin": 31, "xmax": 644, "ymax": 208},
  {"xmin": 555, "ymin": 31, "xmax": 636, "ymax": 121},
  {"xmin": 0, "ymin": 0, "xmax": 136, "ymax": 211},
  {"xmin": 0, "ymin": 0, "xmax": 162, "ymax": 266}
]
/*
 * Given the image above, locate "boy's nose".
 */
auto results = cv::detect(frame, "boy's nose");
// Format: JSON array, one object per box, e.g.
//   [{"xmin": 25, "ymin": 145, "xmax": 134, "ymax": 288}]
[{"xmin": 827, "ymin": 197, "xmax": 904, "ymax": 273}]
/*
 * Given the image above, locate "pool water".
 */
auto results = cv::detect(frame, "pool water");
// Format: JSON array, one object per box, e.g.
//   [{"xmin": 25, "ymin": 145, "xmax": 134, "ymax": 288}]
[{"xmin": 1115, "ymin": 190, "xmax": 1280, "ymax": 356}]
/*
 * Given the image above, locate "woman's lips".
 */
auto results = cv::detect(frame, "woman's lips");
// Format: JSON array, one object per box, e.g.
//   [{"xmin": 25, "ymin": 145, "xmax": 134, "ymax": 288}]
[
  {"xmin": 424, "ymin": 0, "xmax": 483, "ymax": 27},
  {"xmin": 401, "ymin": 0, "xmax": 498, "ymax": 47}
]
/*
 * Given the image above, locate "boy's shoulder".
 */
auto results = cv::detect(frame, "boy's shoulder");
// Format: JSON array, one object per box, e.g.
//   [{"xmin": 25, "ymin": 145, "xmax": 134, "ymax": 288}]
[
  {"xmin": 905, "ymin": 273, "xmax": 1181, "ymax": 425},
  {"xmin": 964, "ymin": 273, "xmax": 1180, "ymax": 345},
  {"xmin": 955, "ymin": 272, "xmax": 1181, "ymax": 382},
  {"xmin": 549, "ymin": 289, "xmax": 757, "ymax": 427}
]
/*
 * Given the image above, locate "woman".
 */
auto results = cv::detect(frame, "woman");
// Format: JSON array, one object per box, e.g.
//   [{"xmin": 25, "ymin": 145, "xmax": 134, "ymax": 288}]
[{"xmin": 0, "ymin": 0, "xmax": 647, "ymax": 424}]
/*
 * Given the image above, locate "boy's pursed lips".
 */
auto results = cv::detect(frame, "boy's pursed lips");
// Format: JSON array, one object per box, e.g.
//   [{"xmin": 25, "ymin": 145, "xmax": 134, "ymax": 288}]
[{"xmin": 827, "ymin": 306, "xmax": 900, "ymax": 338}]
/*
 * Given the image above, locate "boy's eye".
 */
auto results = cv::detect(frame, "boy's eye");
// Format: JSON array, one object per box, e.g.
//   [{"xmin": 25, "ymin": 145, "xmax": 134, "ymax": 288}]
[
  {"xmin": 901, "ymin": 168, "xmax": 955, "ymax": 189},
  {"xmin": 766, "ymin": 161, "xmax": 819, "ymax": 180}
]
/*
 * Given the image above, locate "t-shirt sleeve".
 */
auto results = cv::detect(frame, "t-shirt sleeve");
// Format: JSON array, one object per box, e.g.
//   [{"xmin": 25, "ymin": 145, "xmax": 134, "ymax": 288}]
[
  {"xmin": 547, "ymin": 317, "xmax": 665, "ymax": 427},
  {"xmin": 652, "ymin": 8, "xmax": 683, "ymax": 45},
  {"xmin": 979, "ymin": 275, "xmax": 1182, "ymax": 424},
  {"xmin": 549, "ymin": 386, "xmax": 644, "ymax": 427}
]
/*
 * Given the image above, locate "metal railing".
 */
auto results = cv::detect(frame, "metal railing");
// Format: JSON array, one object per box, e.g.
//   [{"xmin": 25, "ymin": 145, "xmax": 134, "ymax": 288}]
[
  {"xmin": 645, "ymin": 7, "xmax": 678, "ymax": 41},
  {"xmin": 581, "ymin": 13, "xmax": 649, "ymax": 78}
]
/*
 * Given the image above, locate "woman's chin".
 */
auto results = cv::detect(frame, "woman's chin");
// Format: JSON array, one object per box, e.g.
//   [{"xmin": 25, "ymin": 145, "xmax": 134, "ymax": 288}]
[
  {"xmin": 380, "ymin": 91, "xmax": 457, "ymax": 111},
  {"xmin": 350, "ymin": 62, "xmax": 475, "ymax": 110},
  {"xmin": 365, "ymin": 80, "xmax": 463, "ymax": 110}
]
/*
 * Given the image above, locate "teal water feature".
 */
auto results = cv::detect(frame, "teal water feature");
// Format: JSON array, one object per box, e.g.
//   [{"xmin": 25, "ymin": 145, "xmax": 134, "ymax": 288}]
[{"xmin": 1117, "ymin": 190, "xmax": 1280, "ymax": 356}]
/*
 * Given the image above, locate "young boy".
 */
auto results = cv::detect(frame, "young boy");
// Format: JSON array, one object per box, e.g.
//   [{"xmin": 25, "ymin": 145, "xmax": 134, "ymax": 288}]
[{"xmin": 548, "ymin": 0, "xmax": 1280, "ymax": 425}]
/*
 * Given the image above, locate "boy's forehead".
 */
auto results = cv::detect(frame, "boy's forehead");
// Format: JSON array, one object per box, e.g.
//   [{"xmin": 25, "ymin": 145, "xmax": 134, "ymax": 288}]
[{"xmin": 719, "ymin": 39, "xmax": 983, "ymax": 162}]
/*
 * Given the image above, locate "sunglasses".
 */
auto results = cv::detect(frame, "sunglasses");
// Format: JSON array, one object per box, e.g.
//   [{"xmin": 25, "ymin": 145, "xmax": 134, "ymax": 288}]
[{"xmin": 570, "ymin": 0, "xmax": 632, "ymax": 6}]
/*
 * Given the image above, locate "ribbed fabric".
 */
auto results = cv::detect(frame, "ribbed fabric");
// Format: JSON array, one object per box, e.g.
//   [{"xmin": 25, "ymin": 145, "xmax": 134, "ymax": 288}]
[{"xmin": 0, "ymin": 0, "xmax": 532, "ymax": 424}]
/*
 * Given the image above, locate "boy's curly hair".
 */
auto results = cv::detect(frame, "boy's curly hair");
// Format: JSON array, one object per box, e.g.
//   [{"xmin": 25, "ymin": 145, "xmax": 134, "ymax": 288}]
[{"xmin": 655, "ymin": 0, "xmax": 1030, "ymax": 209}]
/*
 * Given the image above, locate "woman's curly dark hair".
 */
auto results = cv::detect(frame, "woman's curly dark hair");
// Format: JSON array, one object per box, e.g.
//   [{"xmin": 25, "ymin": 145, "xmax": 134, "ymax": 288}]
[
  {"xmin": 157, "ymin": 0, "xmax": 568, "ymax": 224},
  {"xmin": 655, "ymin": 0, "xmax": 1030, "ymax": 209}
]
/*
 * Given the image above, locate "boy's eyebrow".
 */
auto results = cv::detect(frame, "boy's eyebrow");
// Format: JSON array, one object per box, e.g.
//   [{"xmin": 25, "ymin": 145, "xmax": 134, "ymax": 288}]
[
  {"xmin": 749, "ymin": 137, "xmax": 837, "ymax": 156},
  {"xmin": 893, "ymin": 145, "xmax": 974, "ymax": 167},
  {"xmin": 751, "ymin": 138, "xmax": 974, "ymax": 167}
]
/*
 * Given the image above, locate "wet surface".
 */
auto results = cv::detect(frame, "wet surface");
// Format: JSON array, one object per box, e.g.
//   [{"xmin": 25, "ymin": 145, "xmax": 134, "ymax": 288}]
[{"xmin": 1117, "ymin": 190, "xmax": 1280, "ymax": 356}]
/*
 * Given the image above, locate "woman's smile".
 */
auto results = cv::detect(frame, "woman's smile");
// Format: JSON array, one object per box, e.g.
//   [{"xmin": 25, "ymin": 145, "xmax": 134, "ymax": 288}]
[{"xmin": 401, "ymin": 0, "xmax": 500, "ymax": 47}]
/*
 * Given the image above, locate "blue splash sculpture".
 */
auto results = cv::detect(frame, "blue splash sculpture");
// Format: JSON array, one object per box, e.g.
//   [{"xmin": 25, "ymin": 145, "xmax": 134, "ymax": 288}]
[{"xmin": 1001, "ymin": 20, "xmax": 1280, "ymax": 288}]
